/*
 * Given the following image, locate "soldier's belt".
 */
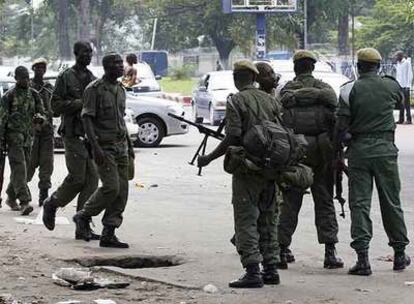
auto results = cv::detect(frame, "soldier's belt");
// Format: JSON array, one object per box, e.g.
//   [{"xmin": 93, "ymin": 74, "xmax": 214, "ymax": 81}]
[{"xmin": 353, "ymin": 131, "xmax": 394, "ymax": 141}]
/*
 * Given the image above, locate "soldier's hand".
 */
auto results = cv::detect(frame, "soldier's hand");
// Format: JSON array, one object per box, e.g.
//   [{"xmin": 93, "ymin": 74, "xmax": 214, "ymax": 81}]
[
  {"xmin": 92, "ymin": 146, "xmax": 106, "ymax": 165},
  {"xmin": 197, "ymin": 155, "xmax": 211, "ymax": 168}
]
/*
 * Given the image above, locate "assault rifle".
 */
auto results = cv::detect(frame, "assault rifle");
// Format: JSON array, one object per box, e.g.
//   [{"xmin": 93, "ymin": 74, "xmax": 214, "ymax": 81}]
[
  {"xmin": 168, "ymin": 113, "xmax": 225, "ymax": 175},
  {"xmin": 334, "ymin": 136, "xmax": 350, "ymax": 219}
]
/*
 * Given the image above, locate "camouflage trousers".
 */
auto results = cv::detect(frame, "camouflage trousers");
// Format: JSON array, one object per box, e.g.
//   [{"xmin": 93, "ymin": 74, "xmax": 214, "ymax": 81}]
[
  {"xmin": 27, "ymin": 132, "xmax": 54, "ymax": 190},
  {"xmin": 349, "ymin": 156, "xmax": 409, "ymax": 252},
  {"xmin": 232, "ymin": 173, "xmax": 279, "ymax": 267},
  {"xmin": 6, "ymin": 143, "xmax": 31, "ymax": 203},
  {"xmin": 80, "ymin": 141, "xmax": 129, "ymax": 228},
  {"xmin": 53, "ymin": 137, "xmax": 98, "ymax": 211}
]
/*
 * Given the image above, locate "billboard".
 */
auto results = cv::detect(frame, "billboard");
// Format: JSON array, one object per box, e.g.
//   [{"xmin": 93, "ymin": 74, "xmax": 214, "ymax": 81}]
[{"xmin": 223, "ymin": 0, "xmax": 298, "ymax": 13}]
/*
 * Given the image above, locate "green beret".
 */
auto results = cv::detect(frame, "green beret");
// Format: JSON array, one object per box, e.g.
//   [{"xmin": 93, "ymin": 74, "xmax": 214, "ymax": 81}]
[
  {"xmin": 233, "ymin": 60, "xmax": 259, "ymax": 75},
  {"xmin": 32, "ymin": 57, "xmax": 48, "ymax": 68},
  {"xmin": 293, "ymin": 50, "xmax": 317, "ymax": 63},
  {"xmin": 357, "ymin": 48, "xmax": 382, "ymax": 63}
]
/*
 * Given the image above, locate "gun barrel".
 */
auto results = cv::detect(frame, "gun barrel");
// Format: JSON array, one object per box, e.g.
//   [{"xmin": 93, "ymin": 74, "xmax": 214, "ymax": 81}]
[{"xmin": 168, "ymin": 113, "xmax": 225, "ymax": 140}]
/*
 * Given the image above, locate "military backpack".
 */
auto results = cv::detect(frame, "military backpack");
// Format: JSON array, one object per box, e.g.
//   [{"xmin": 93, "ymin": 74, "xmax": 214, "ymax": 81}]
[{"xmin": 281, "ymin": 79, "xmax": 336, "ymax": 136}]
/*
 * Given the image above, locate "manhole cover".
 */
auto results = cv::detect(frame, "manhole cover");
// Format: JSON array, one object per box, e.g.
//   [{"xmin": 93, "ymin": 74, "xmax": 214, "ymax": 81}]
[{"xmin": 69, "ymin": 255, "xmax": 183, "ymax": 269}]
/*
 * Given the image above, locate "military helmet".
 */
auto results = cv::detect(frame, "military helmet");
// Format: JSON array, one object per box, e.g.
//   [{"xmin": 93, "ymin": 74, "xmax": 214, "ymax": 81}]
[
  {"xmin": 32, "ymin": 57, "xmax": 48, "ymax": 68},
  {"xmin": 293, "ymin": 50, "xmax": 317, "ymax": 63},
  {"xmin": 357, "ymin": 48, "xmax": 382, "ymax": 63},
  {"xmin": 233, "ymin": 60, "xmax": 260, "ymax": 75}
]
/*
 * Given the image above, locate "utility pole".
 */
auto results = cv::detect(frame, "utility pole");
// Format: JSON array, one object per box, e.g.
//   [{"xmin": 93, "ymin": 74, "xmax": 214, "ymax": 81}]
[
  {"xmin": 351, "ymin": 0, "xmax": 355, "ymax": 65},
  {"xmin": 151, "ymin": 18, "xmax": 158, "ymax": 50}
]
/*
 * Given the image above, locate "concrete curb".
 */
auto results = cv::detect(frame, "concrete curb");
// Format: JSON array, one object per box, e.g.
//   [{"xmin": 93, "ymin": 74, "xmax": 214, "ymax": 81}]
[{"xmin": 158, "ymin": 92, "xmax": 192, "ymax": 106}]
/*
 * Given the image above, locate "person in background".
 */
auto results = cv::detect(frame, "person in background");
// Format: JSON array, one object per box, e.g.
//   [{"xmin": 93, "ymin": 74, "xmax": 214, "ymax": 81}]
[
  {"xmin": 27, "ymin": 58, "xmax": 54, "ymax": 207},
  {"xmin": 122, "ymin": 53, "xmax": 139, "ymax": 88},
  {"xmin": 395, "ymin": 51, "xmax": 413, "ymax": 124}
]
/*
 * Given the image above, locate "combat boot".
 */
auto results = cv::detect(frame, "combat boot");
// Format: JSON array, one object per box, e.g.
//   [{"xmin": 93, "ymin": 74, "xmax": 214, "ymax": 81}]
[
  {"xmin": 20, "ymin": 202, "xmax": 33, "ymax": 216},
  {"xmin": 261, "ymin": 264, "xmax": 280, "ymax": 285},
  {"xmin": 38, "ymin": 189, "xmax": 48, "ymax": 207},
  {"xmin": 42, "ymin": 194, "xmax": 59, "ymax": 231},
  {"xmin": 324, "ymin": 244, "xmax": 344, "ymax": 269},
  {"xmin": 5, "ymin": 197, "xmax": 20, "ymax": 211},
  {"xmin": 73, "ymin": 213, "xmax": 91, "ymax": 242},
  {"xmin": 277, "ymin": 245, "xmax": 295, "ymax": 269},
  {"xmin": 229, "ymin": 263, "xmax": 263, "ymax": 288},
  {"xmin": 86, "ymin": 218, "xmax": 101, "ymax": 241},
  {"xmin": 348, "ymin": 250, "xmax": 372, "ymax": 276},
  {"xmin": 393, "ymin": 251, "xmax": 411, "ymax": 271},
  {"xmin": 100, "ymin": 226, "xmax": 129, "ymax": 248}
]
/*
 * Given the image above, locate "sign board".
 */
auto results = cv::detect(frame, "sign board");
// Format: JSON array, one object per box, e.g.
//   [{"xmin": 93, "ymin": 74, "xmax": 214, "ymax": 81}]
[{"xmin": 223, "ymin": 0, "xmax": 297, "ymax": 13}]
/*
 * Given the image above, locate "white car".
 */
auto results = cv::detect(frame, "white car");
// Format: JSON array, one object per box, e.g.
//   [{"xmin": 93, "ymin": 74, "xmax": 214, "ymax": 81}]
[
  {"xmin": 126, "ymin": 94, "xmax": 188, "ymax": 147},
  {"xmin": 53, "ymin": 109, "xmax": 139, "ymax": 150},
  {"xmin": 192, "ymin": 70, "xmax": 237, "ymax": 126},
  {"xmin": 268, "ymin": 60, "xmax": 350, "ymax": 97}
]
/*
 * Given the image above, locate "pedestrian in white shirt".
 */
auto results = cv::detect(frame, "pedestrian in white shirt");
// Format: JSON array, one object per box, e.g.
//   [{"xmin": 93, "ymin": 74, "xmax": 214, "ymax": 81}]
[{"xmin": 395, "ymin": 51, "xmax": 413, "ymax": 124}]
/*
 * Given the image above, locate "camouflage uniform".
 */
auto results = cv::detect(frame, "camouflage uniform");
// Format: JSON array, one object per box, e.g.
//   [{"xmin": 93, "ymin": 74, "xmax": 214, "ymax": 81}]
[
  {"xmin": 0, "ymin": 87, "xmax": 44, "ymax": 204},
  {"xmin": 78, "ymin": 78, "xmax": 129, "ymax": 228},
  {"xmin": 51, "ymin": 66, "xmax": 98, "ymax": 210},
  {"xmin": 27, "ymin": 79, "xmax": 54, "ymax": 193},
  {"xmin": 226, "ymin": 84, "xmax": 280, "ymax": 268}
]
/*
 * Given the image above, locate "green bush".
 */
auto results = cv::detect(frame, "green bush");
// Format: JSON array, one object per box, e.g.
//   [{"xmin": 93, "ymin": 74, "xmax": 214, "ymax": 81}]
[{"xmin": 169, "ymin": 64, "xmax": 196, "ymax": 80}]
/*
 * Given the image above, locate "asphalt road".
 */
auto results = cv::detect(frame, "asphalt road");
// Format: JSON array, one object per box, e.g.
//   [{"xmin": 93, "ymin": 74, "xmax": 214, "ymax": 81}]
[{"xmin": 1, "ymin": 109, "xmax": 414, "ymax": 303}]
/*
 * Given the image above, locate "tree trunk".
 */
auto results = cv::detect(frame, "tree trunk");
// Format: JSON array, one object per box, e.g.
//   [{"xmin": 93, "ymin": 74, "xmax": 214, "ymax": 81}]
[
  {"xmin": 210, "ymin": 36, "xmax": 235, "ymax": 70},
  {"xmin": 79, "ymin": 0, "xmax": 90, "ymax": 41},
  {"xmin": 338, "ymin": 12, "xmax": 349, "ymax": 56},
  {"xmin": 56, "ymin": 0, "xmax": 71, "ymax": 60}
]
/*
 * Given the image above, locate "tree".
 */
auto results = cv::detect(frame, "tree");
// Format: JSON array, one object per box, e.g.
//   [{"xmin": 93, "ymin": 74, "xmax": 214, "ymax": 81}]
[
  {"xmin": 55, "ymin": 0, "xmax": 71, "ymax": 59},
  {"xmin": 356, "ymin": 0, "xmax": 414, "ymax": 57},
  {"xmin": 79, "ymin": 0, "xmax": 90, "ymax": 41}
]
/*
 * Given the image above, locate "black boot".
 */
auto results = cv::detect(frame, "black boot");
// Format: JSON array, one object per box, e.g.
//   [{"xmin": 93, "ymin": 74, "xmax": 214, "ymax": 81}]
[
  {"xmin": 73, "ymin": 213, "xmax": 92, "ymax": 242},
  {"xmin": 87, "ymin": 219, "xmax": 101, "ymax": 241},
  {"xmin": 38, "ymin": 189, "xmax": 48, "ymax": 207},
  {"xmin": 6, "ymin": 197, "xmax": 20, "ymax": 211},
  {"xmin": 261, "ymin": 264, "xmax": 280, "ymax": 285},
  {"xmin": 20, "ymin": 202, "xmax": 33, "ymax": 216},
  {"xmin": 42, "ymin": 195, "xmax": 58, "ymax": 231},
  {"xmin": 277, "ymin": 245, "xmax": 294, "ymax": 269},
  {"xmin": 99, "ymin": 226, "xmax": 129, "ymax": 248},
  {"xmin": 348, "ymin": 250, "xmax": 372, "ymax": 276},
  {"xmin": 324, "ymin": 244, "xmax": 344, "ymax": 269},
  {"xmin": 229, "ymin": 263, "xmax": 264, "ymax": 288},
  {"xmin": 393, "ymin": 251, "xmax": 411, "ymax": 271}
]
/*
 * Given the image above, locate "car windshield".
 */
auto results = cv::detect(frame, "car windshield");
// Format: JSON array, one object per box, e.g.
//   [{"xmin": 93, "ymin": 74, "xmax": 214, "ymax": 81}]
[
  {"xmin": 209, "ymin": 72, "xmax": 236, "ymax": 91},
  {"xmin": 136, "ymin": 63, "xmax": 155, "ymax": 79}
]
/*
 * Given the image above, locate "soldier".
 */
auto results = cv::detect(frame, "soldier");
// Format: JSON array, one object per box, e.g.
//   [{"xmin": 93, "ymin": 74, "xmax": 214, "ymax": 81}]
[
  {"xmin": 27, "ymin": 58, "xmax": 54, "ymax": 207},
  {"xmin": 198, "ymin": 60, "xmax": 280, "ymax": 288},
  {"xmin": 336, "ymin": 48, "xmax": 410, "ymax": 275},
  {"xmin": 277, "ymin": 50, "xmax": 343, "ymax": 269},
  {"xmin": 42, "ymin": 41, "xmax": 100, "ymax": 240},
  {"xmin": 0, "ymin": 66, "xmax": 45, "ymax": 215},
  {"xmin": 73, "ymin": 53, "xmax": 133, "ymax": 248}
]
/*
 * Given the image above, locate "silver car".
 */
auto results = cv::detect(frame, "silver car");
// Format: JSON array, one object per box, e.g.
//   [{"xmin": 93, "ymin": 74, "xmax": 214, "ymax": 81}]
[
  {"xmin": 192, "ymin": 70, "xmax": 237, "ymax": 126},
  {"xmin": 126, "ymin": 94, "xmax": 188, "ymax": 147}
]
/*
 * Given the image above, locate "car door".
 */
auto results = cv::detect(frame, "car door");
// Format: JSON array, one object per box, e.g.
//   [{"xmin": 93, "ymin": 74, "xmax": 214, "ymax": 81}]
[
  {"xmin": 198, "ymin": 74, "xmax": 212, "ymax": 116},
  {"xmin": 194, "ymin": 75, "xmax": 207, "ymax": 112}
]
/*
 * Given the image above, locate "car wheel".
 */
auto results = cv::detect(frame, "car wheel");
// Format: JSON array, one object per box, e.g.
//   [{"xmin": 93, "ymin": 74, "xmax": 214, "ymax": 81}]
[
  {"xmin": 192, "ymin": 101, "xmax": 203, "ymax": 124},
  {"xmin": 136, "ymin": 117, "xmax": 164, "ymax": 147},
  {"xmin": 209, "ymin": 104, "xmax": 220, "ymax": 126}
]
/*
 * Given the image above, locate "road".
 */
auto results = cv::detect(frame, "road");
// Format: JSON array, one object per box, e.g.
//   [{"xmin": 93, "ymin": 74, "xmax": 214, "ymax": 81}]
[{"xmin": 0, "ymin": 109, "xmax": 413, "ymax": 303}]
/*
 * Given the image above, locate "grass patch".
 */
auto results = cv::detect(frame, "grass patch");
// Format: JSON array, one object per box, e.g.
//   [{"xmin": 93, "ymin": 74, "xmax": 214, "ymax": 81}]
[{"xmin": 159, "ymin": 77, "xmax": 197, "ymax": 96}]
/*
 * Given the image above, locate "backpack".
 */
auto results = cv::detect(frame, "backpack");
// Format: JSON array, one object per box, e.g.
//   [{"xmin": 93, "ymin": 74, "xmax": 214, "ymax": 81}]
[
  {"xmin": 281, "ymin": 79, "xmax": 336, "ymax": 136},
  {"xmin": 239, "ymin": 97, "xmax": 308, "ymax": 170}
]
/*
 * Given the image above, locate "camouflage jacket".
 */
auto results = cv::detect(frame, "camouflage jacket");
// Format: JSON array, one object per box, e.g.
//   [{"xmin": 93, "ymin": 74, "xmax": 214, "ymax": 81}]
[
  {"xmin": 30, "ymin": 79, "xmax": 54, "ymax": 134},
  {"xmin": 0, "ymin": 86, "xmax": 45, "ymax": 147}
]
